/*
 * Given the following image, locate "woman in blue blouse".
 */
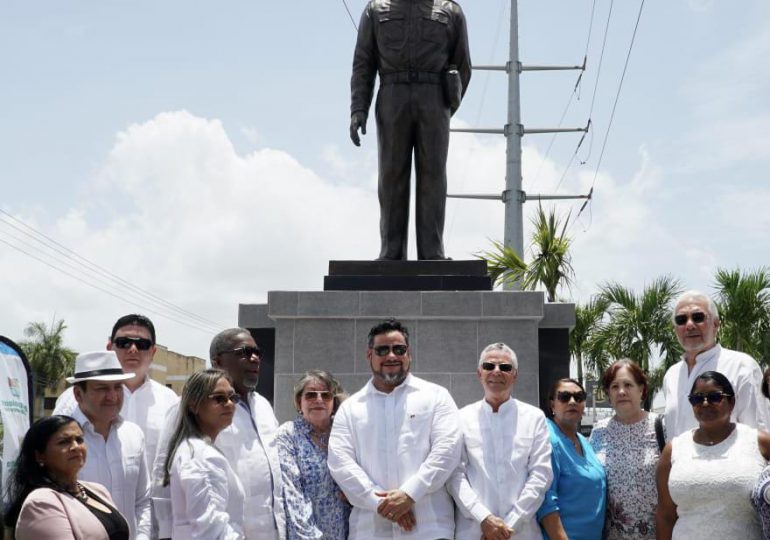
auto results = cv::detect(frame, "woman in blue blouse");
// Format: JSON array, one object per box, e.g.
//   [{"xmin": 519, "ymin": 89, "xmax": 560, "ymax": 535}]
[
  {"xmin": 276, "ymin": 370, "xmax": 350, "ymax": 540},
  {"xmin": 537, "ymin": 378, "xmax": 607, "ymax": 540}
]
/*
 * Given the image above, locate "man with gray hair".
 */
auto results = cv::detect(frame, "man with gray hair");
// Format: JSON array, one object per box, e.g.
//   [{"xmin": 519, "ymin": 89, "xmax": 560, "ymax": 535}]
[
  {"xmin": 448, "ymin": 342, "xmax": 553, "ymax": 540},
  {"xmin": 152, "ymin": 328, "xmax": 286, "ymax": 540},
  {"xmin": 662, "ymin": 290, "xmax": 767, "ymax": 439}
]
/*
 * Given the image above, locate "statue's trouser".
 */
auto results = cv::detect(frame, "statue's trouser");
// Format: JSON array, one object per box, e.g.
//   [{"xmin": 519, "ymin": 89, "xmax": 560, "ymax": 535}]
[{"xmin": 375, "ymin": 81, "xmax": 450, "ymax": 260}]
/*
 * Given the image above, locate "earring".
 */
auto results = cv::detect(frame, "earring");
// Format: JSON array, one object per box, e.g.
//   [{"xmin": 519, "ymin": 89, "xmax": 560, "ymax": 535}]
[{"xmin": 38, "ymin": 462, "xmax": 44, "ymax": 467}]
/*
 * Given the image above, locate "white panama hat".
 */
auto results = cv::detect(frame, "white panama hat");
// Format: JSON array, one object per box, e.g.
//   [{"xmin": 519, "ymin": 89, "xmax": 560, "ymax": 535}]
[{"xmin": 66, "ymin": 351, "xmax": 136, "ymax": 384}]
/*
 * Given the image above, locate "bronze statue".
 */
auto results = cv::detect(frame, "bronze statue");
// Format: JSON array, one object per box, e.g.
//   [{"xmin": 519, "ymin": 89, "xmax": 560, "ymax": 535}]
[{"xmin": 350, "ymin": 0, "xmax": 471, "ymax": 260}]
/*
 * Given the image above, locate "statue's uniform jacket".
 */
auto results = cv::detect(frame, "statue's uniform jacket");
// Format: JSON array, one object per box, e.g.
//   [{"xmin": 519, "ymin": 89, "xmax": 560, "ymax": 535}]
[{"xmin": 351, "ymin": 0, "xmax": 471, "ymax": 260}]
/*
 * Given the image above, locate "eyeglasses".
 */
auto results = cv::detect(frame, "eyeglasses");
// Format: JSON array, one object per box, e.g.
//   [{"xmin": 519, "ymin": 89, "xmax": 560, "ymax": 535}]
[
  {"xmin": 555, "ymin": 391, "xmax": 587, "ymax": 403},
  {"xmin": 480, "ymin": 362, "xmax": 515, "ymax": 373},
  {"xmin": 674, "ymin": 312, "xmax": 707, "ymax": 326},
  {"xmin": 687, "ymin": 391, "xmax": 733, "ymax": 406},
  {"xmin": 221, "ymin": 346, "xmax": 262, "ymax": 359},
  {"xmin": 302, "ymin": 391, "xmax": 334, "ymax": 401},
  {"xmin": 208, "ymin": 392, "xmax": 240, "ymax": 405},
  {"xmin": 372, "ymin": 344, "xmax": 408, "ymax": 357},
  {"xmin": 113, "ymin": 336, "xmax": 153, "ymax": 351}
]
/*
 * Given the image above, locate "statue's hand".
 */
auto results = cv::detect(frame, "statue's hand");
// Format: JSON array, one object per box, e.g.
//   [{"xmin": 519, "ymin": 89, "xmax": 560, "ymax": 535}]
[{"xmin": 350, "ymin": 112, "xmax": 367, "ymax": 146}]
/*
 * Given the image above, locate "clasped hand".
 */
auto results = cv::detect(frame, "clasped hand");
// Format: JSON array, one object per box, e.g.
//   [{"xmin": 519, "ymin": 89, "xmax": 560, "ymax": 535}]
[{"xmin": 376, "ymin": 489, "xmax": 415, "ymax": 531}]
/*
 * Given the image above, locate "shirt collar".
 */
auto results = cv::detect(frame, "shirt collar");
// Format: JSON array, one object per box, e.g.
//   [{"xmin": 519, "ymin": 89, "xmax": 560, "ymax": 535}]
[
  {"xmin": 72, "ymin": 405, "xmax": 123, "ymax": 432},
  {"xmin": 683, "ymin": 343, "xmax": 721, "ymax": 366},
  {"xmin": 365, "ymin": 372, "xmax": 415, "ymax": 396},
  {"xmin": 481, "ymin": 395, "xmax": 514, "ymax": 414}
]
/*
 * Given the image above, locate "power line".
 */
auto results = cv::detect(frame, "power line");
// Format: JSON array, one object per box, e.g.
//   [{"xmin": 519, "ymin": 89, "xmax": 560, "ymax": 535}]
[
  {"xmin": 341, "ymin": 0, "xmax": 358, "ymax": 31},
  {"xmin": 0, "ymin": 208, "xmax": 226, "ymax": 329},
  {"xmin": 573, "ymin": 0, "xmax": 647, "ymax": 230},
  {"xmin": 0, "ymin": 235, "xmax": 217, "ymax": 335}
]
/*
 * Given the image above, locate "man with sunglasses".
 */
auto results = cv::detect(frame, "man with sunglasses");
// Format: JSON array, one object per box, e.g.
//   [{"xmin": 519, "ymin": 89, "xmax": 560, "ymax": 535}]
[
  {"xmin": 328, "ymin": 319, "xmax": 461, "ymax": 540},
  {"xmin": 151, "ymin": 328, "xmax": 286, "ymax": 540},
  {"xmin": 662, "ymin": 290, "xmax": 767, "ymax": 440},
  {"xmin": 448, "ymin": 343, "xmax": 553, "ymax": 540},
  {"xmin": 68, "ymin": 350, "xmax": 152, "ymax": 540},
  {"xmin": 54, "ymin": 314, "xmax": 180, "ymax": 470}
]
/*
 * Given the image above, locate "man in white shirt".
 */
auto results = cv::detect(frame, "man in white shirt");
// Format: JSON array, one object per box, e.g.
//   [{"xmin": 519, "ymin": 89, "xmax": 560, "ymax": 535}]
[
  {"xmin": 151, "ymin": 328, "xmax": 286, "ymax": 540},
  {"xmin": 448, "ymin": 342, "xmax": 553, "ymax": 540},
  {"xmin": 54, "ymin": 314, "xmax": 180, "ymax": 469},
  {"xmin": 328, "ymin": 319, "xmax": 461, "ymax": 540},
  {"xmin": 68, "ymin": 350, "xmax": 152, "ymax": 540},
  {"xmin": 663, "ymin": 290, "xmax": 767, "ymax": 439}
]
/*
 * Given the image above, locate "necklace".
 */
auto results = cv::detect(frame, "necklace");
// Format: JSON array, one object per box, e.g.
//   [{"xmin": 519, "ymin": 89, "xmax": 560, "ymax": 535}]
[
  {"xmin": 694, "ymin": 423, "xmax": 735, "ymax": 446},
  {"xmin": 69, "ymin": 482, "xmax": 88, "ymax": 502},
  {"xmin": 310, "ymin": 430, "xmax": 330, "ymax": 451}
]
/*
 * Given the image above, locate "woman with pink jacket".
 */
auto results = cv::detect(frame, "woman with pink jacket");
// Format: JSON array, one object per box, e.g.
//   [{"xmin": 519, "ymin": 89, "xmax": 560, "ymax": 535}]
[{"xmin": 4, "ymin": 415, "xmax": 129, "ymax": 539}]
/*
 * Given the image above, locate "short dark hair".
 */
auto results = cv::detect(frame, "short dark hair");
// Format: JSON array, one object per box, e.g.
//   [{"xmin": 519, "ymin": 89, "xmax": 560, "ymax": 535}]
[
  {"xmin": 111, "ymin": 314, "xmax": 156, "ymax": 344},
  {"xmin": 601, "ymin": 359, "xmax": 649, "ymax": 400},
  {"xmin": 367, "ymin": 319, "xmax": 409, "ymax": 347},
  {"xmin": 690, "ymin": 370, "xmax": 735, "ymax": 400},
  {"xmin": 762, "ymin": 367, "xmax": 770, "ymax": 400},
  {"xmin": 4, "ymin": 416, "xmax": 82, "ymax": 528},
  {"xmin": 547, "ymin": 377, "xmax": 586, "ymax": 402},
  {"xmin": 209, "ymin": 328, "xmax": 253, "ymax": 361}
]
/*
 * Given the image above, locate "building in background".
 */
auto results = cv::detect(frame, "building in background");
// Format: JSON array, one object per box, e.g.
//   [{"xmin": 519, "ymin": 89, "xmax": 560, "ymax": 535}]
[{"xmin": 40, "ymin": 345, "xmax": 205, "ymax": 416}]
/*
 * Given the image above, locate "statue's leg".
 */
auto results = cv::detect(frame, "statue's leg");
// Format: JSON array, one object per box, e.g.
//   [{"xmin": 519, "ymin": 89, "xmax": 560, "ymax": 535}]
[
  {"xmin": 375, "ymin": 84, "xmax": 414, "ymax": 260},
  {"xmin": 414, "ymin": 83, "xmax": 450, "ymax": 260}
]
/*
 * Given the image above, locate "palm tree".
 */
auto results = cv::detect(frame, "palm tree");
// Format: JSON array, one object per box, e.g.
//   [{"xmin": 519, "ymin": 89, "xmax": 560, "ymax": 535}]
[
  {"xmin": 713, "ymin": 267, "xmax": 770, "ymax": 365},
  {"xmin": 525, "ymin": 206, "xmax": 574, "ymax": 302},
  {"xmin": 477, "ymin": 206, "xmax": 574, "ymax": 301},
  {"xmin": 19, "ymin": 319, "xmax": 77, "ymax": 416},
  {"xmin": 570, "ymin": 296, "xmax": 610, "ymax": 387},
  {"xmin": 592, "ymin": 276, "xmax": 683, "ymax": 404}
]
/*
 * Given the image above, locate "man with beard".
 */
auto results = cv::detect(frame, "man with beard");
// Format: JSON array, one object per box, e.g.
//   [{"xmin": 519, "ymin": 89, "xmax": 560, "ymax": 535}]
[
  {"xmin": 151, "ymin": 328, "xmax": 286, "ymax": 540},
  {"xmin": 328, "ymin": 319, "xmax": 461, "ymax": 539}
]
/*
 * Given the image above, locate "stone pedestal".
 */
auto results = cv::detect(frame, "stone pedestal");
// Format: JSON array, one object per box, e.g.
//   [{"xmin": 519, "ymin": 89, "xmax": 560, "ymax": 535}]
[{"xmin": 239, "ymin": 289, "xmax": 574, "ymax": 422}]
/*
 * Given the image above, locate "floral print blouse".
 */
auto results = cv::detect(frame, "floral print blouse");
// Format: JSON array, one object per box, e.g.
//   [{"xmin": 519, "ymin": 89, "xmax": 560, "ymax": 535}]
[
  {"xmin": 589, "ymin": 413, "xmax": 661, "ymax": 540},
  {"xmin": 276, "ymin": 416, "xmax": 351, "ymax": 540}
]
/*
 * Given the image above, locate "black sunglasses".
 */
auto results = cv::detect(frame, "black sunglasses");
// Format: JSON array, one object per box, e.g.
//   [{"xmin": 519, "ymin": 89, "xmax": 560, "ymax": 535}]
[
  {"xmin": 222, "ymin": 346, "xmax": 262, "ymax": 359},
  {"xmin": 687, "ymin": 391, "xmax": 733, "ymax": 406},
  {"xmin": 208, "ymin": 392, "xmax": 240, "ymax": 405},
  {"xmin": 303, "ymin": 391, "xmax": 334, "ymax": 401},
  {"xmin": 556, "ymin": 391, "xmax": 587, "ymax": 403},
  {"xmin": 372, "ymin": 344, "xmax": 408, "ymax": 357},
  {"xmin": 674, "ymin": 312, "xmax": 707, "ymax": 326},
  {"xmin": 113, "ymin": 336, "xmax": 153, "ymax": 351},
  {"xmin": 480, "ymin": 362, "xmax": 514, "ymax": 373}
]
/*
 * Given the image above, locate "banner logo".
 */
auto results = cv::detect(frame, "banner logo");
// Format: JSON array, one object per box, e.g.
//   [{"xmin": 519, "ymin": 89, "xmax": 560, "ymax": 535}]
[{"xmin": 7, "ymin": 377, "xmax": 20, "ymax": 399}]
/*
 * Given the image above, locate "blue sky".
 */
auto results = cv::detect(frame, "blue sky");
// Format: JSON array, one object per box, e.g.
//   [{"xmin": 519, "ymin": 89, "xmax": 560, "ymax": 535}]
[{"xmin": 2, "ymin": 0, "xmax": 769, "ymax": 362}]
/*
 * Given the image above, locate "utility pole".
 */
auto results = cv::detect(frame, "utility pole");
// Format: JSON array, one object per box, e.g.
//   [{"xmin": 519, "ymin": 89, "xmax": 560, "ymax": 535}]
[{"xmin": 450, "ymin": 0, "xmax": 590, "ymax": 289}]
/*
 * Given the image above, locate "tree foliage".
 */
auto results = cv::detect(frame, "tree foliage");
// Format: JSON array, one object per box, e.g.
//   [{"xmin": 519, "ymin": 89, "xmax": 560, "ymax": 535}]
[
  {"xmin": 477, "ymin": 206, "xmax": 574, "ymax": 302},
  {"xmin": 19, "ymin": 319, "xmax": 77, "ymax": 412}
]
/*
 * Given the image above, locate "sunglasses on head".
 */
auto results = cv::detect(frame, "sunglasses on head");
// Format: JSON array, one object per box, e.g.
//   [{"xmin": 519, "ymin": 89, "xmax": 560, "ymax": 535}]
[
  {"xmin": 303, "ymin": 391, "xmax": 334, "ymax": 401},
  {"xmin": 372, "ymin": 344, "xmax": 408, "ymax": 357},
  {"xmin": 208, "ymin": 392, "xmax": 240, "ymax": 405},
  {"xmin": 555, "ymin": 390, "xmax": 587, "ymax": 403},
  {"xmin": 222, "ymin": 346, "xmax": 262, "ymax": 359},
  {"xmin": 113, "ymin": 336, "xmax": 153, "ymax": 351},
  {"xmin": 480, "ymin": 362, "xmax": 514, "ymax": 373},
  {"xmin": 687, "ymin": 391, "xmax": 732, "ymax": 406},
  {"xmin": 674, "ymin": 312, "xmax": 707, "ymax": 326}
]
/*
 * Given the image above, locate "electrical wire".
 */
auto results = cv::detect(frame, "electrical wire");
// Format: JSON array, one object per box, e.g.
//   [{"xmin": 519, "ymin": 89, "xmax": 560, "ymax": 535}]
[
  {"xmin": 0, "ymin": 208, "xmax": 225, "ymax": 329},
  {"xmin": 572, "ymin": 0, "xmax": 647, "ymax": 232},
  {"xmin": 341, "ymin": 0, "xmax": 358, "ymax": 32}
]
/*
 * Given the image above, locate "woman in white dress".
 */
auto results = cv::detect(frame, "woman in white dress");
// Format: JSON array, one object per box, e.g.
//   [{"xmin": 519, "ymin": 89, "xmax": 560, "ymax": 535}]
[
  {"xmin": 656, "ymin": 370, "xmax": 770, "ymax": 540},
  {"xmin": 162, "ymin": 368, "xmax": 245, "ymax": 540}
]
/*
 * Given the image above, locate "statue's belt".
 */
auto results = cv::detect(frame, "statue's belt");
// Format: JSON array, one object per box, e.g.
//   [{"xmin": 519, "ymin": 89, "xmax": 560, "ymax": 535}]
[{"xmin": 380, "ymin": 71, "xmax": 442, "ymax": 85}]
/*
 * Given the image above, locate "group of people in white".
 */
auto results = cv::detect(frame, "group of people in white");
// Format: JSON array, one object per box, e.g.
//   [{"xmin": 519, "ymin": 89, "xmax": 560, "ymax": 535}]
[{"xmin": 4, "ymin": 289, "xmax": 770, "ymax": 540}]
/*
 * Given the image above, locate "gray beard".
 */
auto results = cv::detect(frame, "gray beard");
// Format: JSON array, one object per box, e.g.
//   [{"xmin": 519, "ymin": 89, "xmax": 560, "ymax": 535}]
[{"xmin": 377, "ymin": 368, "xmax": 408, "ymax": 387}]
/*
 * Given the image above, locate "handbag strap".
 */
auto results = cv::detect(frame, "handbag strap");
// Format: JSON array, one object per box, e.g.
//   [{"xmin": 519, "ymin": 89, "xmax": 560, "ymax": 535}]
[{"xmin": 654, "ymin": 414, "xmax": 666, "ymax": 452}]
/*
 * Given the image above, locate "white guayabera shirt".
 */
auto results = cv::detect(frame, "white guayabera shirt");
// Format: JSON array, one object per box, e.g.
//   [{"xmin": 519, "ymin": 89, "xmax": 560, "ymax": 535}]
[
  {"xmin": 663, "ymin": 345, "xmax": 767, "ymax": 441},
  {"xmin": 448, "ymin": 398, "xmax": 553, "ymax": 540},
  {"xmin": 72, "ymin": 407, "xmax": 152, "ymax": 540},
  {"xmin": 328, "ymin": 373, "xmax": 461, "ymax": 540}
]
